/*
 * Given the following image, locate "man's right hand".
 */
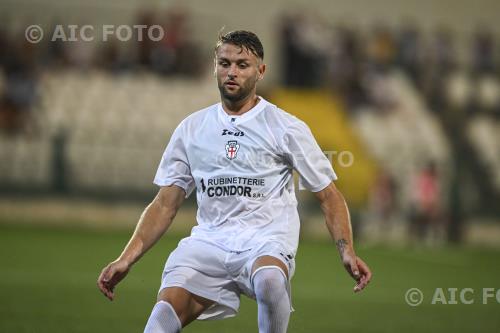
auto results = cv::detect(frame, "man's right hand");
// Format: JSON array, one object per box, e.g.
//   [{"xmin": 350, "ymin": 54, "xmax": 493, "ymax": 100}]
[
  {"xmin": 96, "ymin": 186, "xmax": 186, "ymax": 301},
  {"xmin": 97, "ymin": 259, "xmax": 130, "ymax": 301}
]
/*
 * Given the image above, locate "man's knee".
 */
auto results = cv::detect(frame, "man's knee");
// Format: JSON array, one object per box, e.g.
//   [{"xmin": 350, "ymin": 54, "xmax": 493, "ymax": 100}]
[
  {"xmin": 252, "ymin": 267, "xmax": 288, "ymax": 305},
  {"xmin": 157, "ymin": 286, "xmax": 214, "ymax": 326},
  {"xmin": 157, "ymin": 287, "xmax": 188, "ymax": 323}
]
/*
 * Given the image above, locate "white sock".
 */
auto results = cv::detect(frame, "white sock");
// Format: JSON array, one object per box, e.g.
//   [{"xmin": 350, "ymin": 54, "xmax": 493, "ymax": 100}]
[
  {"xmin": 144, "ymin": 301, "xmax": 182, "ymax": 333},
  {"xmin": 253, "ymin": 267, "xmax": 291, "ymax": 333}
]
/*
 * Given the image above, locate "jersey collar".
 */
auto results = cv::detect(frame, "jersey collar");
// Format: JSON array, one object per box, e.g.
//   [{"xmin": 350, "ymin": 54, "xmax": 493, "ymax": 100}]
[{"xmin": 217, "ymin": 96, "xmax": 268, "ymax": 126}]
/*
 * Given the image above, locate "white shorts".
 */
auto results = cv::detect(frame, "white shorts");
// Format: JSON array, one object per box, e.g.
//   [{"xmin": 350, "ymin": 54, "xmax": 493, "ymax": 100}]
[{"xmin": 159, "ymin": 237, "xmax": 296, "ymax": 320}]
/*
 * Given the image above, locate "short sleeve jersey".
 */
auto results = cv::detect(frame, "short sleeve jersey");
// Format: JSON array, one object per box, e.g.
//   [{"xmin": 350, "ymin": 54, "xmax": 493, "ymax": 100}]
[{"xmin": 154, "ymin": 97, "xmax": 337, "ymax": 253}]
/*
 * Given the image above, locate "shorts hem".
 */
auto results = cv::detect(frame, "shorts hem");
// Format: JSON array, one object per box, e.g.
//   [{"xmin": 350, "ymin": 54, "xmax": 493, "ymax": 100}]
[{"xmin": 159, "ymin": 282, "xmax": 239, "ymax": 321}]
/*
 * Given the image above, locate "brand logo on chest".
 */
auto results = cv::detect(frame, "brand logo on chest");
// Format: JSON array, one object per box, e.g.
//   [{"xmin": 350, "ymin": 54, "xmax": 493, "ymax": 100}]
[{"xmin": 222, "ymin": 129, "xmax": 244, "ymax": 137}]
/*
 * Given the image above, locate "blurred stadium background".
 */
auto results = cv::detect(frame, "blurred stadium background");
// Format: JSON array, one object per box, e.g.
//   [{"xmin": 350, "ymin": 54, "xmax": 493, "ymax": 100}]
[{"xmin": 0, "ymin": 0, "xmax": 499, "ymax": 332}]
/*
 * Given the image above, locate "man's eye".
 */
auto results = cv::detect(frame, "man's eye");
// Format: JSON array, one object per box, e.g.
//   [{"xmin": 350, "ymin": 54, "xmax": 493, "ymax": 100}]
[
  {"xmin": 239, "ymin": 64, "xmax": 248, "ymax": 69},
  {"xmin": 219, "ymin": 62, "xmax": 229, "ymax": 67}
]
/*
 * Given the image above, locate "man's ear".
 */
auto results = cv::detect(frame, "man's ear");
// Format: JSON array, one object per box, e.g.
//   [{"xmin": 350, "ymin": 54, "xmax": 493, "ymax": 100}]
[
  {"xmin": 213, "ymin": 57, "xmax": 217, "ymax": 77},
  {"xmin": 258, "ymin": 63, "xmax": 266, "ymax": 81}
]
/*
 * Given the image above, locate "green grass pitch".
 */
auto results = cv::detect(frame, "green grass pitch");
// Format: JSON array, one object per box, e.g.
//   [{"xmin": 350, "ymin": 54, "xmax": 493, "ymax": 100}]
[{"xmin": 1, "ymin": 223, "xmax": 499, "ymax": 332}]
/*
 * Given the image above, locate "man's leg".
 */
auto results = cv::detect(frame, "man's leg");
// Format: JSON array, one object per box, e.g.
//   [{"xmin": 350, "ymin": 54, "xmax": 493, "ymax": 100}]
[
  {"xmin": 252, "ymin": 256, "xmax": 291, "ymax": 333},
  {"xmin": 144, "ymin": 286, "xmax": 215, "ymax": 333}
]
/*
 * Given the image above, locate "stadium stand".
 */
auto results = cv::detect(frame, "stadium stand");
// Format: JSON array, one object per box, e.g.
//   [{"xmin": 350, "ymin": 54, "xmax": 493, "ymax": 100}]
[
  {"xmin": 0, "ymin": 4, "xmax": 498, "ymax": 219},
  {"xmin": 354, "ymin": 71, "xmax": 451, "ymax": 209},
  {"xmin": 468, "ymin": 116, "xmax": 500, "ymax": 189},
  {"xmin": 1, "ymin": 71, "xmax": 219, "ymax": 193},
  {"xmin": 270, "ymin": 89, "xmax": 378, "ymax": 208}
]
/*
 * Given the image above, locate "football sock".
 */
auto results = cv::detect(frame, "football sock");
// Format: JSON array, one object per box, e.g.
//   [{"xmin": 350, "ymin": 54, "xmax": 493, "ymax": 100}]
[
  {"xmin": 144, "ymin": 301, "xmax": 182, "ymax": 333},
  {"xmin": 253, "ymin": 266, "xmax": 291, "ymax": 333}
]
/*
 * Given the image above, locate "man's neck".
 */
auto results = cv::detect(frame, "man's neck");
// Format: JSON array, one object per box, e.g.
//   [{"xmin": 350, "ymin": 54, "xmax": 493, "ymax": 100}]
[{"xmin": 221, "ymin": 94, "xmax": 260, "ymax": 116}]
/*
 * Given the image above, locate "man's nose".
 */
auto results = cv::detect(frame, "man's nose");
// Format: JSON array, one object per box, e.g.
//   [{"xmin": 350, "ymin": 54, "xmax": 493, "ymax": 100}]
[{"xmin": 228, "ymin": 64, "xmax": 238, "ymax": 78}]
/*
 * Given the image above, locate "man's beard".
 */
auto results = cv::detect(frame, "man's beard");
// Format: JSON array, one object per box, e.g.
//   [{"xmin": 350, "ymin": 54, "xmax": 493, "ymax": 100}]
[{"xmin": 218, "ymin": 79, "xmax": 254, "ymax": 102}]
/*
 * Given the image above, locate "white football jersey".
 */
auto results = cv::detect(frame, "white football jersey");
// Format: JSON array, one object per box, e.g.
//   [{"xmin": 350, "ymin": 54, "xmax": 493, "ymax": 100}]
[{"xmin": 154, "ymin": 97, "xmax": 337, "ymax": 253}]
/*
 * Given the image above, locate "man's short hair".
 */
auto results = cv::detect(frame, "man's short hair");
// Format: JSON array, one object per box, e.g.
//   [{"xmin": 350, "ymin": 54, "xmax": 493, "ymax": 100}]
[{"xmin": 215, "ymin": 30, "xmax": 264, "ymax": 60}]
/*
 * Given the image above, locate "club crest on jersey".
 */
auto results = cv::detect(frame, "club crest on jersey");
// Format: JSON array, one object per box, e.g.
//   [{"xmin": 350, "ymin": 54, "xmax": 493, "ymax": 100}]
[{"xmin": 225, "ymin": 140, "xmax": 240, "ymax": 160}]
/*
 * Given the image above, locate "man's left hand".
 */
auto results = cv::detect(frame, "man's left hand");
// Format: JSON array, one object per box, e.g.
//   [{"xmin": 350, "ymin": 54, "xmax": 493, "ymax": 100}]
[{"xmin": 342, "ymin": 254, "xmax": 372, "ymax": 293}]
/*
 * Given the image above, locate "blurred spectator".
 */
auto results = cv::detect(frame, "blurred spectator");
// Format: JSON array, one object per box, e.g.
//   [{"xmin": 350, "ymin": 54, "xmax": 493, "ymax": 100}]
[
  {"xmin": 0, "ymin": 25, "xmax": 8, "ymax": 68},
  {"xmin": 365, "ymin": 23, "xmax": 396, "ymax": 75},
  {"xmin": 136, "ymin": 10, "xmax": 157, "ymax": 68},
  {"xmin": 149, "ymin": 6, "xmax": 202, "ymax": 77},
  {"xmin": 0, "ymin": 35, "xmax": 39, "ymax": 135},
  {"xmin": 2, "ymin": 7, "xmax": 204, "ymax": 77},
  {"xmin": 369, "ymin": 169, "xmax": 398, "ymax": 239},
  {"xmin": 471, "ymin": 27, "xmax": 496, "ymax": 76},
  {"xmin": 430, "ymin": 26, "xmax": 457, "ymax": 75},
  {"xmin": 395, "ymin": 21, "xmax": 423, "ymax": 86},
  {"xmin": 409, "ymin": 162, "xmax": 444, "ymax": 245},
  {"xmin": 280, "ymin": 11, "xmax": 331, "ymax": 87},
  {"xmin": 279, "ymin": 11, "xmax": 301, "ymax": 86},
  {"xmin": 469, "ymin": 27, "xmax": 500, "ymax": 116},
  {"xmin": 99, "ymin": 37, "xmax": 134, "ymax": 73},
  {"xmin": 422, "ymin": 26, "xmax": 457, "ymax": 112},
  {"xmin": 329, "ymin": 25, "xmax": 367, "ymax": 108},
  {"xmin": 42, "ymin": 19, "xmax": 68, "ymax": 68}
]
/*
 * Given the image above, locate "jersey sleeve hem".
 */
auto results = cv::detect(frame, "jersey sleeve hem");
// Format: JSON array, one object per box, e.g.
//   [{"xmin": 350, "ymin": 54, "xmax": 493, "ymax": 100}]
[
  {"xmin": 153, "ymin": 179, "xmax": 194, "ymax": 198},
  {"xmin": 300, "ymin": 173, "xmax": 338, "ymax": 192}
]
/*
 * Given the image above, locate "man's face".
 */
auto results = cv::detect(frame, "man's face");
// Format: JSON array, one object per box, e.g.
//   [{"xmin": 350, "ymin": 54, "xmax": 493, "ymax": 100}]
[{"xmin": 215, "ymin": 43, "xmax": 265, "ymax": 102}]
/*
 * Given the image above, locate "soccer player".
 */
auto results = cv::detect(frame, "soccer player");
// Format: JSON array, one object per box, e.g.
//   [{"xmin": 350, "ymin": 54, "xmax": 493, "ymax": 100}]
[{"xmin": 97, "ymin": 30, "xmax": 372, "ymax": 333}]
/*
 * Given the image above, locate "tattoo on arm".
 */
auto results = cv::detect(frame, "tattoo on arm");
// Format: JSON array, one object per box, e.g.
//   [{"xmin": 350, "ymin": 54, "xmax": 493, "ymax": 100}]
[{"xmin": 336, "ymin": 238, "xmax": 348, "ymax": 255}]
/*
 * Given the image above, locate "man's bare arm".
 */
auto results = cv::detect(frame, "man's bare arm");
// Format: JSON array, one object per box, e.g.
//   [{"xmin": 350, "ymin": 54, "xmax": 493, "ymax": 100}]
[
  {"xmin": 314, "ymin": 182, "xmax": 372, "ymax": 292},
  {"xmin": 97, "ymin": 185, "xmax": 186, "ymax": 300}
]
